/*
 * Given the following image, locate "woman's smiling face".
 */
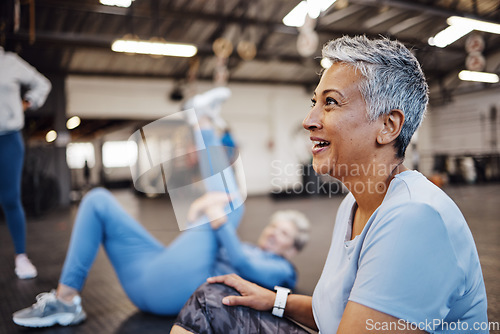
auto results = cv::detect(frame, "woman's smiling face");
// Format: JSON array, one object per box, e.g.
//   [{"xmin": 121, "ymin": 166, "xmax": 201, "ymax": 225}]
[
  {"xmin": 257, "ymin": 219, "xmax": 298, "ymax": 257},
  {"xmin": 302, "ymin": 62, "xmax": 382, "ymax": 179}
]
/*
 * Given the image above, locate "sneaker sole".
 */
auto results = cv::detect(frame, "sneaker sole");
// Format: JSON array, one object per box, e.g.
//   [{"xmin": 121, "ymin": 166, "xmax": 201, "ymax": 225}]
[
  {"xmin": 13, "ymin": 311, "xmax": 86, "ymax": 328},
  {"xmin": 15, "ymin": 268, "xmax": 38, "ymax": 279},
  {"xmin": 15, "ymin": 272, "xmax": 38, "ymax": 279}
]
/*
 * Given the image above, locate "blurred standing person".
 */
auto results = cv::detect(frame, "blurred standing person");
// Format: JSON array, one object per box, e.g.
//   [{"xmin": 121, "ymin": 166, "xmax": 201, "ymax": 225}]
[{"xmin": 0, "ymin": 46, "xmax": 51, "ymax": 279}]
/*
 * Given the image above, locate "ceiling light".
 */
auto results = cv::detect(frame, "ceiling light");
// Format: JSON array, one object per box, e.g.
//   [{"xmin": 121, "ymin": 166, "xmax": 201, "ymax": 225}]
[
  {"xmin": 100, "ymin": 0, "xmax": 134, "ymax": 8},
  {"xmin": 46, "ymin": 130, "xmax": 57, "ymax": 143},
  {"xmin": 66, "ymin": 116, "xmax": 81, "ymax": 130},
  {"xmin": 111, "ymin": 39, "xmax": 197, "ymax": 57},
  {"xmin": 429, "ymin": 15, "xmax": 500, "ymax": 48},
  {"xmin": 428, "ymin": 25, "xmax": 473, "ymax": 48},
  {"xmin": 447, "ymin": 16, "xmax": 500, "ymax": 35},
  {"xmin": 283, "ymin": 1, "xmax": 309, "ymax": 27},
  {"xmin": 283, "ymin": 0, "xmax": 337, "ymax": 27},
  {"xmin": 458, "ymin": 70, "xmax": 499, "ymax": 83}
]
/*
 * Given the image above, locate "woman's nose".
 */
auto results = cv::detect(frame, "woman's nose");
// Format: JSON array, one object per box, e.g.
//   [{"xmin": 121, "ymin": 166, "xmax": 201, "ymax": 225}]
[{"xmin": 303, "ymin": 107, "xmax": 322, "ymax": 130}]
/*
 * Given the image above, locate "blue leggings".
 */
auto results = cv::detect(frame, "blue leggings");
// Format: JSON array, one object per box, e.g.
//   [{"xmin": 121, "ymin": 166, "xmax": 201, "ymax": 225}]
[
  {"xmin": 0, "ymin": 131, "xmax": 26, "ymax": 255},
  {"xmin": 60, "ymin": 129, "xmax": 244, "ymax": 315}
]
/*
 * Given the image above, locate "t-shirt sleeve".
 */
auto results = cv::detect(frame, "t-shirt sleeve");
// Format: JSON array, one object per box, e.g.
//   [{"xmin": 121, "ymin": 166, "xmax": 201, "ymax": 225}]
[{"xmin": 348, "ymin": 202, "xmax": 464, "ymax": 330}]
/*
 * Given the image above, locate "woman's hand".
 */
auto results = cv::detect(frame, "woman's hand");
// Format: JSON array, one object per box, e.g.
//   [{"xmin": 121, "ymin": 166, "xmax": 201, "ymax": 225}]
[
  {"xmin": 187, "ymin": 192, "xmax": 229, "ymax": 229},
  {"xmin": 207, "ymin": 274, "xmax": 276, "ymax": 311},
  {"xmin": 22, "ymin": 100, "xmax": 31, "ymax": 112},
  {"xmin": 205, "ymin": 205, "xmax": 227, "ymax": 229}
]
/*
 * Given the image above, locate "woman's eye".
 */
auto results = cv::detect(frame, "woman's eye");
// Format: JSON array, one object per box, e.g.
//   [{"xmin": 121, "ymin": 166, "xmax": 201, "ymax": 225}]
[
  {"xmin": 310, "ymin": 98, "xmax": 316, "ymax": 107},
  {"xmin": 326, "ymin": 97, "xmax": 338, "ymax": 105}
]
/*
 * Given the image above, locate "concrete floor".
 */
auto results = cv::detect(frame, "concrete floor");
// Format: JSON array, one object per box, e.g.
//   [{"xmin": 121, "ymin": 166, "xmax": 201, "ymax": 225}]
[{"xmin": 0, "ymin": 183, "xmax": 499, "ymax": 333}]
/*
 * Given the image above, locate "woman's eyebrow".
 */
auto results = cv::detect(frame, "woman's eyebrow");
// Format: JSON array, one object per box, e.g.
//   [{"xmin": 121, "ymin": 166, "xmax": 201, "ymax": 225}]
[{"xmin": 321, "ymin": 89, "xmax": 345, "ymax": 99}]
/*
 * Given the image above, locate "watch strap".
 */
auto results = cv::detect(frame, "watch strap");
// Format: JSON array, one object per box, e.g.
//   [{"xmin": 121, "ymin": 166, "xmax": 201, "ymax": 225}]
[{"xmin": 272, "ymin": 286, "xmax": 291, "ymax": 318}]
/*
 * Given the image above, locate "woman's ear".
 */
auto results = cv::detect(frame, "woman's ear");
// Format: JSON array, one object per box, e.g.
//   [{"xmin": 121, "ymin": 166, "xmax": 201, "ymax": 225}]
[{"xmin": 376, "ymin": 109, "xmax": 404, "ymax": 145}]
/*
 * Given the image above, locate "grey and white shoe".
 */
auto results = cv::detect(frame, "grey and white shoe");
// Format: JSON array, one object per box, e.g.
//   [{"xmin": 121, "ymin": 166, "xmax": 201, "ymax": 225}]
[{"xmin": 13, "ymin": 290, "xmax": 86, "ymax": 327}]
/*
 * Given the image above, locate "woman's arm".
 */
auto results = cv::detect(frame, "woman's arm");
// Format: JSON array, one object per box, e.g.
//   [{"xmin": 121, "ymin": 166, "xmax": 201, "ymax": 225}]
[
  {"xmin": 14, "ymin": 54, "xmax": 51, "ymax": 110},
  {"xmin": 338, "ymin": 301, "xmax": 427, "ymax": 334},
  {"xmin": 214, "ymin": 223, "xmax": 295, "ymax": 288},
  {"xmin": 188, "ymin": 192, "xmax": 294, "ymax": 287},
  {"xmin": 207, "ymin": 274, "xmax": 318, "ymax": 331},
  {"xmin": 284, "ymin": 294, "xmax": 317, "ymax": 331}
]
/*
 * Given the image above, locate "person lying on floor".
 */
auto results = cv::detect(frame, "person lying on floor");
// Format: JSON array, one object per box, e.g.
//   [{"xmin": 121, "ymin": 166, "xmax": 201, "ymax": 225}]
[
  {"xmin": 12, "ymin": 91, "xmax": 310, "ymax": 328},
  {"xmin": 13, "ymin": 188, "xmax": 308, "ymax": 328}
]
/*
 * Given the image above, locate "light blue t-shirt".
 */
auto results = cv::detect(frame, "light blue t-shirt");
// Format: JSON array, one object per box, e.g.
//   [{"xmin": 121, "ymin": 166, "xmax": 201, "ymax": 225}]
[{"xmin": 312, "ymin": 170, "xmax": 488, "ymax": 334}]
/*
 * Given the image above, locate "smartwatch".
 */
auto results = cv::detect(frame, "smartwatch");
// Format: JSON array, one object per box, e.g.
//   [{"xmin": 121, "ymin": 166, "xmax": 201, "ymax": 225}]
[{"xmin": 272, "ymin": 286, "xmax": 291, "ymax": 318}]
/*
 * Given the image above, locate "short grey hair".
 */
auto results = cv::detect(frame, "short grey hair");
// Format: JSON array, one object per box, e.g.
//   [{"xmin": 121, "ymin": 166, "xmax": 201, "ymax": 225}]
[
  {"xmin": 322, "ymin": 35, "xmax": 429, "ymax": 158},
  {"xmin": 270, "ymin": 210, "xmax": 310, "ymax": 251}
]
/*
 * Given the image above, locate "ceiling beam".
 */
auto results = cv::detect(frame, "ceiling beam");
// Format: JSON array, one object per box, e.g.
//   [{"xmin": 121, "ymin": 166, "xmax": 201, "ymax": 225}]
[
  {"xmin": 7, "ymin": 30, "xmax": 307, "ymax": 64},
  {"xmin": 36, "ymin": 0, "xmax": 284, "ymax": 31},
  {"xmin": 10, "ymin": 27, "xmax": 466, "ymax": 71},
  {"xmin": 319, "ymin": 4, "xmax": 366, "ymax": 26},
  {"xmin": 388, "ymin": 14, "xmax": 430, "ymax": 35},
  {"xmin": 62, "ymin": 70, "xmax": 321, "ymax": 87},
  {"xmin": 363, "ymin": 8, "xmax": 405, "ymax": 29},
  {"xmin": 33, "ymin": 0, "xmax": 470, "ymax": 50}
]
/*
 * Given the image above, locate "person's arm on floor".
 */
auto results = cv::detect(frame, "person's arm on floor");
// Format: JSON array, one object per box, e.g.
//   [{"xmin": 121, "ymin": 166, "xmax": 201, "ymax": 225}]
[
  {"xmin": 207, "ymin": 274, "xmax": 318, "ymax": 331},
  {"xmin": 213, "ymin": 223, "xmax": 295, "ymax": 288},
  {"xmin": 188, "ymin": 192, "xmax": 295, "ymax": 288}
]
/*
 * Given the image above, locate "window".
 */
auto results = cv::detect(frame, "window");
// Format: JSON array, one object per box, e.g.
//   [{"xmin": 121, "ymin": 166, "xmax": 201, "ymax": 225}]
[
  {"xmin": 66, "ymin": 143, "xmax": 95, "ymax": 169},
  {"xmin": 102, "ymin": 141, "xmax": 138, "ymax": 168}
]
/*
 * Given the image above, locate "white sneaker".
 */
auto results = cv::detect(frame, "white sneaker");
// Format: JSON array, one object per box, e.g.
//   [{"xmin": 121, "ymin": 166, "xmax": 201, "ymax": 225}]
[
  {"xmin": 15, "ymin": 254, "xmax": 38, "ymax": 279},
  {"xmin": 183, "ymin": 87, "xmax": 231, "ymax": 129}
]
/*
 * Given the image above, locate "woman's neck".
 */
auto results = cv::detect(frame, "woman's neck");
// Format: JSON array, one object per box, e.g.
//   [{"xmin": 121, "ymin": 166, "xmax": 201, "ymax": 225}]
[{"xmin": 346, "ymin": 160, "xmax": 407, "ymax": 239}]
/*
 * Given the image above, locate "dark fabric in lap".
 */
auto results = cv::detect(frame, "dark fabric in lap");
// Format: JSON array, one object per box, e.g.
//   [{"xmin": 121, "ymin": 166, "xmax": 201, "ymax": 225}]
[{"xmin": 175, "ymin": 283, "xmax": 310, "ymax": 334}]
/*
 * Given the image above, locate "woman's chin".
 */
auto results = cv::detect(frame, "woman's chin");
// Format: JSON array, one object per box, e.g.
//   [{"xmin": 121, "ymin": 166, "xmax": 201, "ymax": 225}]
[{"xmin": 312, "ymin": 161, "xmax": 333, "ymax": 176}]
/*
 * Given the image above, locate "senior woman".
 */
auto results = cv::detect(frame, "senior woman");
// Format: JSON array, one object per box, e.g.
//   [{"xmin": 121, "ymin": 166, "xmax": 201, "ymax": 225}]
[{"xmin": 172, "ymin": 35, "xmax": 488, "ymax": 334}]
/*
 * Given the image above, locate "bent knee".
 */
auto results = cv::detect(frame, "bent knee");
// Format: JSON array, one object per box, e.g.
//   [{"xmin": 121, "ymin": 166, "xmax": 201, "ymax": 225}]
[{"xmin": 81, "ymin": 187, "xmax": 113, "ymax": 206}]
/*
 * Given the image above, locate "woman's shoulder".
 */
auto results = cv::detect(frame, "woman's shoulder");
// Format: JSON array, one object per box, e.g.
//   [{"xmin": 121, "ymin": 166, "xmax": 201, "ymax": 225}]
[{"xmin": 383, "ymin": 170, "xmax": 462, "ymax": 219}]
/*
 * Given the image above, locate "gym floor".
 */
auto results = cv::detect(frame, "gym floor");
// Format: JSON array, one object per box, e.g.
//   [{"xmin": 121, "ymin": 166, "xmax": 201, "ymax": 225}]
[{"xmin": 1, "ymin": 183, "xmax": 499, "ymax": 333}]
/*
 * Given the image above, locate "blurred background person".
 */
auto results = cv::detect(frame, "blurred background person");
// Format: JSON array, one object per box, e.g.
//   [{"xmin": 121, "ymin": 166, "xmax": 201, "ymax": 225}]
[{"xmin": 0, "ymin": 45, "xmax": 51, "ymax": 279}]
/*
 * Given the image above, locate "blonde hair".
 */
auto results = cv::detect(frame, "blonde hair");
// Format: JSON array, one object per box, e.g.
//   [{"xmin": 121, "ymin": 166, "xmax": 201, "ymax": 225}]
[{"xmin": 270, "ymin": 210, "xmax": 310, "ymax": 251}]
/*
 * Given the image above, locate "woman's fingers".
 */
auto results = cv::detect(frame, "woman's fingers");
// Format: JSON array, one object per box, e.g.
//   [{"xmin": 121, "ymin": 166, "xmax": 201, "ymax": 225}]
[
  {"xmin": 207, "ymin": 274, "xmax": 242, "ymax": 287},
  {"xmin": 187, "ymin": 192, "xmax": 229, "ymax": 222},
  {"xmin": 207, "ymin": 274, "xmax": 276, "ymax": 311},
  {"xmin": 187, "ymin": 199, "xmax": 203, "ymax": 221},
  {"xmin": 207, "ymin": 274, "xmax": 252, "ymax": 296},
  {"xmin": 222, "ymin": 295, "xmax": 253, "ymax": 306}
]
